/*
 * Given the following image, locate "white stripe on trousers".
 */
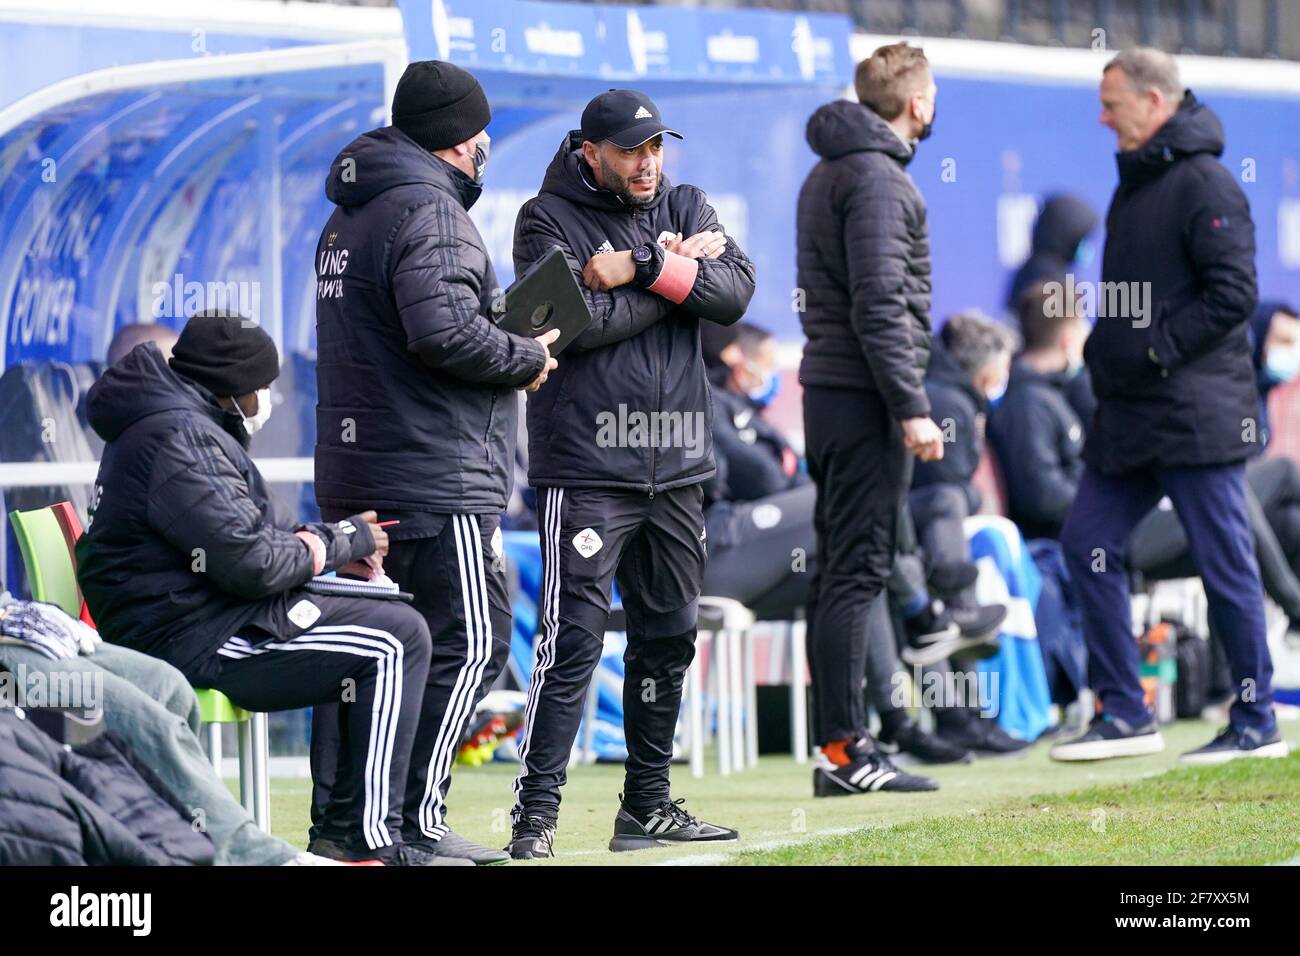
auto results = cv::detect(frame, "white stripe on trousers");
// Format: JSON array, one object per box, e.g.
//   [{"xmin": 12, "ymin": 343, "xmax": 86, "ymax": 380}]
[
  {"xmin": 216, "ymin": 625, "xmax": 405, "ymax": 851},
  {"xmin": 415, "ymin": 514, "xmax": 494, "ymax": 838},
  {"xmin": 512, "ymin": 487, "xmax": 564, "ymax": 803}
]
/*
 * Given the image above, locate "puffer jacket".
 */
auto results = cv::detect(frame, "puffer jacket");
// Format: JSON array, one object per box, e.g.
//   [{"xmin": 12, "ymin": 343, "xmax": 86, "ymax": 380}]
[
  {"xmin": 315, "ymin": 126, "xmax": 547, "ymax": 516},
  {"xmin": 75, "ymin": 344, "xmax": 376, "ymax": 684},
  {"xmin": 514, "ymin": 131, "xmax": 756, "ymax": 493},
  {"xmin": 0, "ymin": 708, "xmax": 214, "ymax": 865},
  {"xmin": 796, "ymin": 98, "xmax": 932, "ymax": 420}
]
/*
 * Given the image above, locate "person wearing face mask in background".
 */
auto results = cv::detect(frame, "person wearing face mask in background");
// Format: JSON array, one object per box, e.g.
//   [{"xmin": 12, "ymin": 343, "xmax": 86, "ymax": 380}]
[
  {"xmin": 699, "ymin": 322, "xmax": 810, "ymax": 616},
  {"xmin": 75, "ymin": 312, "xmax": 434, "ymax": 864},
  {"xmin": 909, "ymin": 311, "xmax": 1018, "ymax": 605},
  {"xmin": 310, "ymin": 61, "xmax": 556, "ymax": 865}
]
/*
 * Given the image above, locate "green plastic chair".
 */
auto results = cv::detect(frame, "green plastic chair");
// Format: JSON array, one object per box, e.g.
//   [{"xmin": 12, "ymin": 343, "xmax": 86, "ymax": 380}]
[{"xmin": 8, "ymin": 503, "xmax": 270, "ymax": 831}]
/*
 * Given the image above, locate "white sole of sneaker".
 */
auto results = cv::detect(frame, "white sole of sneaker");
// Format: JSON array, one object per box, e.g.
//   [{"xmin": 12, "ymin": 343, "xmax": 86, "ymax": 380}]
[
  {"xmin": 1179, "ymin": 740, "xmax": 1290, "ymax": 765},
  {"xmin": 1049, "ymin": 732, "xmax": 1166, "ymax": 762}
]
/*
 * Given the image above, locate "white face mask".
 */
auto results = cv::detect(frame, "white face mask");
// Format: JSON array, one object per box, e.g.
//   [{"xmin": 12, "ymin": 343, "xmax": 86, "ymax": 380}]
[{"xmin": 237, "ymin": 387, "xmax": 273, "ymax": 436}]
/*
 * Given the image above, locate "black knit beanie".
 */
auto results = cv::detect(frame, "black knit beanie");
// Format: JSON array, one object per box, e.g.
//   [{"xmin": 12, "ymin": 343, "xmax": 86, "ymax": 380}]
[
  {"xmin": 392, "ymin": 60, "xmax": 491, "ymax": 151},
  {"xmin": 169, "ymin": 312, "xmax": 279, "ymax": 397}
]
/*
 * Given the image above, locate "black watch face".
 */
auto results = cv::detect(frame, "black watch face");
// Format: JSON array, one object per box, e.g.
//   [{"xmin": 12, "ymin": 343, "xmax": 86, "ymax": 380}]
[{"xmin": 634, "ymin": 246, "xmax": 652, "ymax": 264}]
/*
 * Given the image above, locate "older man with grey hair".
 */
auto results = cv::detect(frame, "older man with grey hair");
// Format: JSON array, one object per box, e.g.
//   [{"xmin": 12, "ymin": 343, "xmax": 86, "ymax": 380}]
[{"xmin": 1052, "ymin": 48, "xmax": 1285, "ymax": 764}]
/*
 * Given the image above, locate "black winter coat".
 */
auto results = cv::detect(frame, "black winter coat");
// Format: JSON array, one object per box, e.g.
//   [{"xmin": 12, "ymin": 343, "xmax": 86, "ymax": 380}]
[
  {"xmin": 987, "ymin": 359, "xmax": 1086, "ymax": 540},
  {"xmin": 76, "ymin": 345, "xmax": 376, "ymax": 684},
  {"xmin": 796, "ymin": 99, "xmax": 932, "ymax": 419},
  {"xmin": 1084, "ymin": 92, "xmax": 1259, "ymax": 476},
  {"xmin": 514, "ymin": 132, "xmax": 755, "ymax": 493},
  {"xmin": 912, "ymin": 339, "xmax": 983, "ymax": 509},
  {"xmin": 0, "ymin": 709, "xmax": 214, "ymax": 866},
  {"xmin": 314, "ymin": 126, "xmax": 547, "ymax": 517}
]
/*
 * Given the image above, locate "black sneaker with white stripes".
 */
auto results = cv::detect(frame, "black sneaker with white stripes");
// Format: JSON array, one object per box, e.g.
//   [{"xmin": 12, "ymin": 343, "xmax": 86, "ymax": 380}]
[
  {"xmin": 608, "ymin": 796, "xmax": 739, "ymax": 852},
  {"xmin": 505, "ymin": 815, "xmax": 556, "ymax": 860},
  {"xmin": 813, "ymin": 738, "xmax": 939, "ymax": 795},
  {"xmin": 1179, "ymin": 724, "xmax": 1289, "ymax": 765}
]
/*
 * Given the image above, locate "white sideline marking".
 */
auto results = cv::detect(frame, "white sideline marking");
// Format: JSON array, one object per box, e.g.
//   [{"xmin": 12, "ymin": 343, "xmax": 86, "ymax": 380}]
[{"xmin": 649, "ymin": 825, "xmax": 886, "ymax": 867}]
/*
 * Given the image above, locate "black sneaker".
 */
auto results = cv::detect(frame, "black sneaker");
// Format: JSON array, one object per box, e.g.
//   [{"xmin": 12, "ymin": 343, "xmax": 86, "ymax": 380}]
[
  {"xmin": 813, "ymin": 738, "xmax": 939, "ymax": 795},
  {"xmin": 609, "ymin": 796, "xmax": 738, "ymax": 852},
  {"xmin": 878, "ymin": 718, "xmax": 974, "ymax": 765},
  {"xmin": 901, "ymin": 599, "xmax": 1000, "ymax": 667},
  {"xmin": 948, "ymin": 602, "xmax": 1008, "ymax": 641},
  {"xmin": 1049, "ymin": 714, "xmax": 1165, "ymax": 762},
  {"xmin": 505, "ymin": 815, "xmax": 556, "ymax": 860},
  {"xmin": 927, "ymin": 561, "xmax": 980, "ymax": 597},
  {"xmin": 412, "ymin": 830, "xmax": 510, "ymax": 865},
  {"xmin": 934, "ymin": 710, "xmax": 1031, "ymax": 755},
  {"xmin": 1179, "ymin": 724, "xmax": 1289, "ymax": 765}
]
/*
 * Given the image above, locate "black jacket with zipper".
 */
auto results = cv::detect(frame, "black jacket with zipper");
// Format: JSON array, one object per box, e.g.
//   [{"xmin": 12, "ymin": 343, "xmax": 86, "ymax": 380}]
[
  {"xmin": 514, "ymin": 131, "xmax": 756, "ymax": 493},
  {"xmin": 1085, "ymin": 92, "xmax": 1258, "ymax": 476},
  {"xmin": 314, "ymin": 126, "xmax": 547, "ymax": 517},
  {"xmin": 796, "ymin": 99, "xmax": 933, "ymax": 419},
  {"xmin": 75, "ymin": 344, "xmax": 376, "ymax": 684}
]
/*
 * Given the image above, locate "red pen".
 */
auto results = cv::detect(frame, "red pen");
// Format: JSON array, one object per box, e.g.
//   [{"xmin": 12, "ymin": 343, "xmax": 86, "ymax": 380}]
[{"xmin": 377, "ymin": 520, "xmax": 401, "ymax": 528}]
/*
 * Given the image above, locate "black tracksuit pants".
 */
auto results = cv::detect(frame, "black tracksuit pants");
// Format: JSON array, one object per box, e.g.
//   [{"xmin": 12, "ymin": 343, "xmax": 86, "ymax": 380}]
[
  {"xmin": 309, "ymin": 513, "xmax": 511, "ymax": 845},
  {"xmin": 513, "ymin": 484, "xmax": 705, "ymax": 825},
  {"xmin": 210, "ymin": 593, "xmax": 432, "ymax": 861},
  {"xmin": 803, "ymin": 385, "xmax": 911, "ymax": 746}
]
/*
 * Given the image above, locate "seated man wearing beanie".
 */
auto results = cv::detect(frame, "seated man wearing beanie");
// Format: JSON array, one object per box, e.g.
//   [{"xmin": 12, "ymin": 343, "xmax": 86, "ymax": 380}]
[{"xmin": 76, "ymin": 311, "xmax": 440, "ymax": 866}]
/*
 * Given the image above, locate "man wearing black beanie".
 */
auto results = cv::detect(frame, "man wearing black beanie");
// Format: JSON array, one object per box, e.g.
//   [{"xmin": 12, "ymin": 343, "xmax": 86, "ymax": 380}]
[
  {"xmin": 311, "ymin": 60, "xmax": 557, "ymax": 865},
  {"xmin": 77, "ymin": 311, "xmax": 437, "ymax": 865}
]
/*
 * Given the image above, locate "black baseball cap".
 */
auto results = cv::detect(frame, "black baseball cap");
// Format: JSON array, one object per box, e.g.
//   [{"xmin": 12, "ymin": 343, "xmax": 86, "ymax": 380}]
[{"xmin": 580, "ymin": 89, "xmax": 683, "ymax": 148}]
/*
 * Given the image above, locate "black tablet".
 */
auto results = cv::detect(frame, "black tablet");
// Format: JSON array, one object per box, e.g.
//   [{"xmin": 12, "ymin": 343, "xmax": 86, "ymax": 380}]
[{"xmin": 493, "ymin": 247, "xmax": 593, "ymax": 355}]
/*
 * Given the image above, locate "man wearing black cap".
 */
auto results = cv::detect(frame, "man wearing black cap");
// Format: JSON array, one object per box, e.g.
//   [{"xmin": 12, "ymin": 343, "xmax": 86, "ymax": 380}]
[
  {"xmin": 76, "ymin": 311, "xmax": 437, "ymax": 865},
  {"xmin": 508, "ymin": 89, "xmax": 755, "ymax": 857},
  {"xmin": 312, "ymin": 60, "xmax": 557, "ymax": 865}
]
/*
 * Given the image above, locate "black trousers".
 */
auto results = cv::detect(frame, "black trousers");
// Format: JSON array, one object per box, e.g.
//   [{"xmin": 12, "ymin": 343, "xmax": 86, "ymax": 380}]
[
  {"xmin": 702, "ymin": 482, "xmax": 817, "ymax": 618},
  {"xmin": 211, "ymin": 594, "xmax": 432, "ymax": 861},
  {"xmin": 513, "ymin": 485, "xmax": 705, "ymax": 824},
  {"xmin": 804, "ymin": 385, "xmax": 910, "ymax": 746},
  {"xmin": 310, "ymin": 513, "xmax": 511, "ymax": 845}
]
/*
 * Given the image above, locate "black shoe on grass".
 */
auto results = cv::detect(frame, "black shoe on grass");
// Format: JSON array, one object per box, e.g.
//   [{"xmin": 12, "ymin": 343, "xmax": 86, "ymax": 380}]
[
  {"xmin": 608, "ymin": 796, "xmax": 738, "ymax": 852},
  {"xmin": 505, "ymin": 814, "xmax": 556, "ymax": 860},
  {"xmin": 813, "ymin": 738, "xmax": 939, "ymax": 795},
  {"xmin": 1179, "ymin": 724, "xmax": 1289, "ymax": 765}
]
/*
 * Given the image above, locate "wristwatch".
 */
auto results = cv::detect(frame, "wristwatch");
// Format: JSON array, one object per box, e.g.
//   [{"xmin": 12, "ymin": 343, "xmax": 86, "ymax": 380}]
[{"xmin": 631, "ymin": 241, "xmax": 663, "ymax": 287}]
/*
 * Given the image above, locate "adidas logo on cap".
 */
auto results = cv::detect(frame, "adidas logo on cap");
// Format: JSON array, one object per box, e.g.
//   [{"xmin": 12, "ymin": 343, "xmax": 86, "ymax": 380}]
[{"xmin": 634, "ymin": 106, "xmax": 652, "ymax": 119}]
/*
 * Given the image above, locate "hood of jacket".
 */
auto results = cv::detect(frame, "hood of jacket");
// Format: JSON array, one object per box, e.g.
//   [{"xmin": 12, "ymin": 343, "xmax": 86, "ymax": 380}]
[
  {"xmin": 86, "ymin": 343, "xmax": 246, "ymax": 446},
  {"xmin": 1031, "ymin": 194, "xmax": 1099, "ymax": 261},
  {"xmin": 805, "ymin": 98, "xmax": 914, "ymax": 166},
  {"xmin": 927, "ymin": 337, "xmax": 985, "ymax": 409},
  {"xmin": 1116, "ymin": 91, "xmax": 1225, "ymax": 186},
  {"xmin": 325, "ymin": 125, "xmax": 482, "ymax": 211},
  {"xmin": 537, "ymin": 130, "xmax": 671, "ymax": 214}
]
